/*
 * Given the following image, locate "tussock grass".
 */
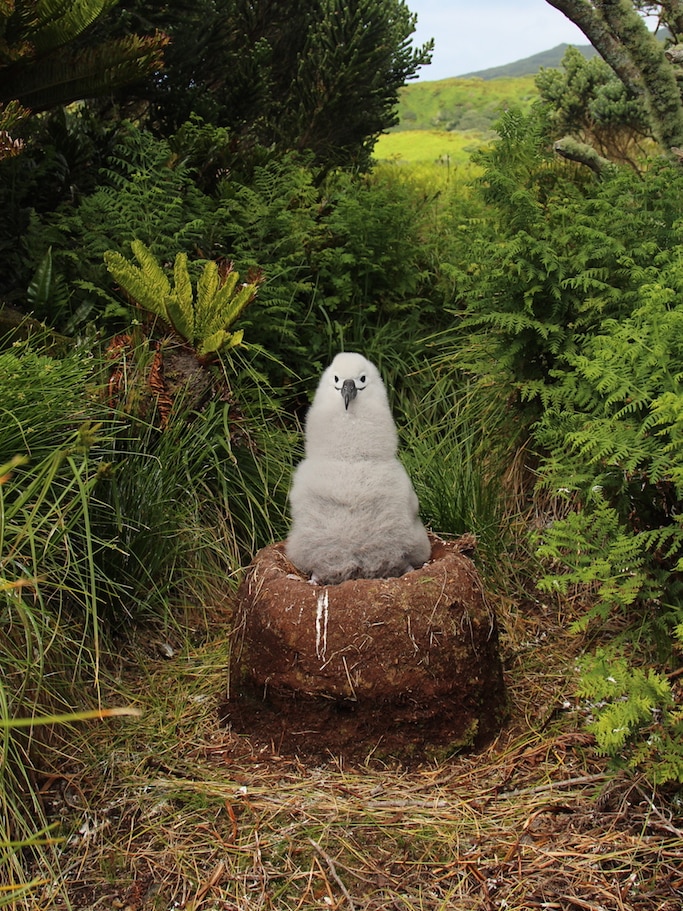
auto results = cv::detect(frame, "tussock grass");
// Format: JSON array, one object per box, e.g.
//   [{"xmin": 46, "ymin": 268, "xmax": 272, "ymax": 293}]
[
  {"xmin": 0, "ymin": 341, "xmax": 294, "ymax": 907},
  {"xmin": 3, "ymin": 341, "xmax": 682, "ymax": 910}
]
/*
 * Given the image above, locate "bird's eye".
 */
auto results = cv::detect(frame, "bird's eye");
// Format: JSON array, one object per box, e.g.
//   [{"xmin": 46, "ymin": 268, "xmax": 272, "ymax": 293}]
[
  {"xmin": 334, "ymin": 375, "xmax": 339, "ymax": 383},
  {"xmin": 360, "ymin": 375, "xmax": 366, "ymax": 383}
]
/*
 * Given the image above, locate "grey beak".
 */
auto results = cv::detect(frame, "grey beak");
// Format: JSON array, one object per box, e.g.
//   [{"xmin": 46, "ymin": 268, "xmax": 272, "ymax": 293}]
[{"xmin": 341, "ymin": 379, "xmax": 357, "ymax": 410}]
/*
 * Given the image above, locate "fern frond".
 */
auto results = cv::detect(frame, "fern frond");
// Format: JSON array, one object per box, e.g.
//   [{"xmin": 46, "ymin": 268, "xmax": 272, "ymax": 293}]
[
  {"xmin": 223, "ymin": 280, "xmax": 257, "ymax": 321},
  {"xmin": 193, "ymin": 262, "xmax": 237, "ymax": 341},
  {"xmin": 167, "ymin": 252, "xmax": 194, "ymax": 341},
  {"xmin": 210, "ymin": 269, "xmax": 241, "ymax": 313},
  {"xmin": 223, "ymin": 328, "xmax": 243, "ymax": 350},
  {"xmin": 104, "ymin": 244, "xmax": 169, "ymax": 319},
  {"xmin": 197, "ymin": 328, "xmax": 243, "ymax": 358},
  {"xmin": 30, "ymin": 0, "xmax": 113, "ymax": 53},
  {"xmin": 195, "ymin": 260, "xmax": 219, "ymax": 328},
  {"xmin": 105, "ymin": 242, "xmax": 256, "ymax": 356},
  {"xmin": 0, "ymin": 33, "xmax": 167, "ymax": 111},
  {"xmin": 130, "ymin": 240, "xmax": 170, "ymax": 298},
  {"xmin": 577, "ymin": 649, "xmax": 674, "ymax": 766}
]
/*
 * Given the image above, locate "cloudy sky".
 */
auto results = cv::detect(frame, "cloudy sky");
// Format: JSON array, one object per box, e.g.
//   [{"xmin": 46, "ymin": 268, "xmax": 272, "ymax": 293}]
[{"xmin": 407, "ymin": 1, "xmax": 591, "ymax": 81}]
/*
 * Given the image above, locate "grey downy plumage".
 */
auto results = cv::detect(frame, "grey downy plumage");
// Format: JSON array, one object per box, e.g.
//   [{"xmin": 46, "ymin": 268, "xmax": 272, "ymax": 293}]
[{"xmin": 286, "ymin": 352, "xmax": 431, "ymax": 585}]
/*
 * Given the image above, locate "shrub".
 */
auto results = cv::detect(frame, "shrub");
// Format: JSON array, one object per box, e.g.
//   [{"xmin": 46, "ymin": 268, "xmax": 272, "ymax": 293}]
[
  {"xmin": 446, "ymin": 110, "xmax": 683, "ymax": 782},
  {"xmin": 529, "ymin": 197, "xmax": 683, "ymax": 783},
  {"xmin": 447, "ymin": 111, "xmax": 683, "ymax": 398},
  {"xmin": 23, "ymin": 124, "xmax": 219, "ymax": 332}
]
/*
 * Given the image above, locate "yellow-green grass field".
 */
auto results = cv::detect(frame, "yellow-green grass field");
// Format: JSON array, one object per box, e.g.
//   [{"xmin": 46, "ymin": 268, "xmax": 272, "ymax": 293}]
[{"xmin": 373, "ymin": 128, "xmax": 489, "ymax": 167}]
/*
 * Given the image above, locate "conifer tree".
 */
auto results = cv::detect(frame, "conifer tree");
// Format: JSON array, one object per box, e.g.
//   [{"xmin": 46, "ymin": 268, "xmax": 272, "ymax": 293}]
[
  {"xmin": 536, "ymin": 45, "xmax": 652, "ymax": 168},
  {"xmin": 102, "ymin": 0, "xmax": 433, "ymax": 170}
]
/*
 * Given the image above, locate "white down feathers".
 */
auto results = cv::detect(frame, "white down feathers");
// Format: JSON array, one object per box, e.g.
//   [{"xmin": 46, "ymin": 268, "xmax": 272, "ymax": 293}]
[{"xmin": 286, "ymin": 352, "xmax": 431, "ymax": 585}]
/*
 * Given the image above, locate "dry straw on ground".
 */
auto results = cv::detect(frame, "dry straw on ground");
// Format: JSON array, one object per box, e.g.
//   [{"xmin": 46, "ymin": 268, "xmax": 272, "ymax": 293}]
[{"xmin": 33, "ymin": 593, "xmax": 683, "ymax": 911}]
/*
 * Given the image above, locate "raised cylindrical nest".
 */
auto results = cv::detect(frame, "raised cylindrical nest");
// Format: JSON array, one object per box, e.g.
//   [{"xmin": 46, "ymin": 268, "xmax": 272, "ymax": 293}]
[{"xmin": 224, "ymin": 534, "xmax": 507, "ymax": 764}]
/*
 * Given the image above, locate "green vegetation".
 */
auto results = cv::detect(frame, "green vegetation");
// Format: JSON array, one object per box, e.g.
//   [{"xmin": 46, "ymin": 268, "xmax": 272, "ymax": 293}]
[
  {"xmin": 92, "ymin": 0, "xmax": 432, "ymax": 170},
  {"xmin": 104, "ymin": 241, "xmax": 262, "ymax": 358},
  {"xmin": 0, "ymin": 0, "xmax": 166, "ymax": 139},
  {"xmin": 392, "ymin": 74, "xmax": 539, "ymax": 132},
  {"xmin": 374, "ymin": 72, "xmax": 540, "ymax": 163},
  {"xmin": 2, "ymin": 2, "xmax": 683, "ymax": 906},
  {"xmin": 374, "ymin": 128, "xmax": 487, "ymax": 165}
]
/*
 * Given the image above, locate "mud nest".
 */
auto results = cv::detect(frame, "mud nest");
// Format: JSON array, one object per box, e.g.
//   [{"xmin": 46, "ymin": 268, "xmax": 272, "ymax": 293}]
[{"xmin": 224, "ymin": 534, "xmax": 508, "ymax": 764}]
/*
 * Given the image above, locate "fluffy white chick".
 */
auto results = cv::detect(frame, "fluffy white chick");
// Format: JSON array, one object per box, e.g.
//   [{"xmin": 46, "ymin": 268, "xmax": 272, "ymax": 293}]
[{"xmin": 286, "ymin": 352, "xmax": 431, "ymax": 584}]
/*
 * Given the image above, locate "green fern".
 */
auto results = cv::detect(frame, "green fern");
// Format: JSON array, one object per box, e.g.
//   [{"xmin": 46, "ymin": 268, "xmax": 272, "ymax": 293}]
[
  {"xmin": 104, "ymin": 240, "xmax": 261, "ymax": 358},
  {"xmin": 577, "ymin": 649, "xmax": 683, "ymax": 783},
  {"xmin": 105, "ymin": 240, "xmax": 170, "ymax": 316},
  {"xmin": 30, "ymin": 0, "xmax": 116, "ymax": 53},
  {"xmin": 170, "ymin": 252, "xmax": 194, "ymax": 341},
  {"xmin": 536, "ymin": 493, "xmax": 655, "ymax": 627}
]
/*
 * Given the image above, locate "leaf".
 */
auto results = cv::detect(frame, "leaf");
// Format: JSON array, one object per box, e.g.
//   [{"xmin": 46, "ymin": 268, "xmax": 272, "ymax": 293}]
[
  {"xmin": 27, "ymin": 246, "xmax": 53, "ymax": 308},
  {"xmin": 4, "ymin": 34, "xmax": 168, "ymax": 112},
  {"xmin": 197, "ymin": 281, "xmax": 235, "ymax": 340},
  {"xmin": 223, "ymin": 328, "xmax": 244, "ymax": 350},
  {"xmin": 168, "ymin": 252, "xmax": 194, "ymax": 341},
  {"xmin": 195, "ymin": 260, "xmax": 219, "ymax": 326},
  {"xmin": 197, "ymin": 328, "xmax": 243, "ymax": 358},
  {"xmin": 197, "ymin": 328, "xmax": 226, "ymax": 357},
  {"xmin": 215, "ymin": 277, "xmax": 257, "ymax": 328},
  {"xmin": 31, "ymin": 0, "xmax": 113, "ymax": 54},
  {"xmin": 0, "ymin": 706, "xmax": 142, "ymax": 729},
  {"xmin": 104, "ymin": 242, "xmax": 169, "ymax": 318},
  {"xmin": 196, "ymin": 267, "xmax": 240, "ymax": 339},
  {"xmin": 131, "ymin": 240, "xmax": 171, "ymax": 300}
]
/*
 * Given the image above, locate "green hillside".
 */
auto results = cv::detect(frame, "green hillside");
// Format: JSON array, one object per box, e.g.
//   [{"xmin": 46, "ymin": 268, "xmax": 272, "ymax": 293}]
[
  {"xmin": 393, "ymin": 74, "xmax": 538, "ymax": 132},
  {"xmin": 376, "ymin": 73, "xmax": 539, "ymax": 163}
]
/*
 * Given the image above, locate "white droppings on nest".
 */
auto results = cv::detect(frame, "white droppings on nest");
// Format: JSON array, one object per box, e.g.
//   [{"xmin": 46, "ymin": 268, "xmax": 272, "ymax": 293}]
[{"xmin": 315, "ymin": 588, "xmax": 329, "ymax": 661}]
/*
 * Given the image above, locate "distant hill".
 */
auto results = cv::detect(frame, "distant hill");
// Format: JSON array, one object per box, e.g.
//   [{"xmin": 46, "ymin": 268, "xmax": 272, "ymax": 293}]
[
  {"xmin": 453, "ymin": 28, "xmax": 668, "ymax": 80},
  {"xmin": 392, "ymin": 74, "xmax": 538, "ymax": 133},
  {"xmin": 392, "ymin": 43, "xmax": 599, "ymax": 134},
  {"xmin": 460, "ymin": 42, "xmax": 597, "ymax": 80}
]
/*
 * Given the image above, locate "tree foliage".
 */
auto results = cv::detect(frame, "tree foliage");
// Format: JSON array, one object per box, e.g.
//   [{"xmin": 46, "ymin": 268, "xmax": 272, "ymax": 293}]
[
  {"xmin": 536, "ymin": 45, "xmax": 653, "ymax": 167},
  {"xmin": 544, "ymin": 0, "xmax": 683, "ymax": 160},
  {"xmin": 100, "ymin": 0, "xmax": 432, "ymax": 169},
  {"xmin": 0, "ymin": 0, "xmax": 167, "ymax": 113}
]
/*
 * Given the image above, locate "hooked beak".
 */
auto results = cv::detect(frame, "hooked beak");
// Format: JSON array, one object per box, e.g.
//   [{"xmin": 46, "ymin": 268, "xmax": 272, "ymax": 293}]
[{"xmin": 341, "ymin": 379, "xmax": 357, "ymax": 410}]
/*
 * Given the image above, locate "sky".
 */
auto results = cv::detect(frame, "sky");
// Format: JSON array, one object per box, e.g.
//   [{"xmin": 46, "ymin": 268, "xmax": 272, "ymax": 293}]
[{"xmin": 407, "ymin": 1, "xmax": 591, "ymax": 81}]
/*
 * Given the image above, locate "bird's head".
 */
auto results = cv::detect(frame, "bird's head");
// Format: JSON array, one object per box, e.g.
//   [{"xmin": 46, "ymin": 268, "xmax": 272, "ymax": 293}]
[
  {"xmin": 306, "ymin": 351, "xmax": 397, "ymax": 456},
  {"xmin": 327, "ymin": 352, "xmax": 376, "ymax": 411}
]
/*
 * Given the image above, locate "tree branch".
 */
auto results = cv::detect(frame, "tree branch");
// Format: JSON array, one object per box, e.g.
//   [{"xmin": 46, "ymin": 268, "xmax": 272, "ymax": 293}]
[
  {"xmin": 661, "ymin": 1, "xmax": 683, "ymax": 39},
  {"xmin": 601, "ymin": 0, "xmax": 683, "ymax": 149},
  {"xmin": 544, "ymin": 0, "xmax": 646, "ymax": 97},
  {"xmin": 545, "ymin": 0, "xmax": 683, "ymax": 152},
  {"xmin": 553, "ymin": 136, "xmax": 616, "ymax": 174}
]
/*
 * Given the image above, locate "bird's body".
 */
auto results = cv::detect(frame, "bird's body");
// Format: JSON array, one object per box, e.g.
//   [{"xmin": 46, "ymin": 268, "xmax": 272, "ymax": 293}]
[{"xmin": 286, "ymin": 352, "xmax": 431, "ymax": 585}]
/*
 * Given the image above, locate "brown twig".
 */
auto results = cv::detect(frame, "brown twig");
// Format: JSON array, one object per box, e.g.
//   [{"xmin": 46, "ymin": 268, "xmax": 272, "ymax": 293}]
[{"xmin": 308, "ymin": 837, "xmax": 356, "ymax": 911}]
